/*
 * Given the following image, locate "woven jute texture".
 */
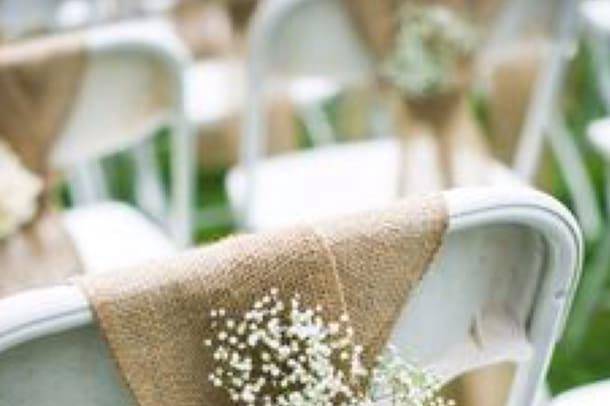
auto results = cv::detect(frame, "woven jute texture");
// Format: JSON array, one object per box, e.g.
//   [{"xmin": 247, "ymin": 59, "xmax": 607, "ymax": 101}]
[
  {"xmin": 77, "ymin": 195, "xmax": 447, "ymax": 405},
  {"xmin": 312, "ymin": 196, "xmax": 448, "ymax": 367},
  {"xmin": 0, "ymin": 34, "xmax": 85, "ymax": 295}
]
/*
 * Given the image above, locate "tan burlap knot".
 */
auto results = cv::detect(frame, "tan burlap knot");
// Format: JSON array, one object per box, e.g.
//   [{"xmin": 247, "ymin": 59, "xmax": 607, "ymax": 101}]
[
  {"xmin": 0, "ymin": 211, "xmax": 80, "ymax": 298},
  {"xmin": 0, "ymin": 34, "xmax": 86, "ymax": 295},
  {"xmin": 77, "ymin": 195, "xmax": 447, "ymax": 405}
]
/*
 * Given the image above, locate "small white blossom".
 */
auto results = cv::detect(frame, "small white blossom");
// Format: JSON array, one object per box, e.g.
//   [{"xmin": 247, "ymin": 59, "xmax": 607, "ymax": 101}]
[
  {"xmin": 204, "ymin": 290, "xmax": 453, "ymax": 405},
  {"xmin": 0, "ymin": 141, "xmax": 42, "ymax": 240}
]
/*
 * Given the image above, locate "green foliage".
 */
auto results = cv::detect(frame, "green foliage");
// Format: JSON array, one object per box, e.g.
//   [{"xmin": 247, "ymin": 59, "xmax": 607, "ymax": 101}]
[{"xmin": 548, "ymin": 41, "xmax": 610, "ymax": 393}]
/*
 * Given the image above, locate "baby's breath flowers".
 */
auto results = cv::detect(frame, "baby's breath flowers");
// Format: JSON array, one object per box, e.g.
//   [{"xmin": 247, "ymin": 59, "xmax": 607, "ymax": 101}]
[
  {"xmin": 0, "ymin": 141, "xmax": 42, "ymax": 240},
  {"xmin": 205, "ymin": 289, "xmax": 454, "ymax": 405},
  {"xmin": 382, "ymin": 4, "xmax": 478, "ymax": 98},
  {"xmin": 370, "ymin": 348, "xmax": 455, "ymax": 406}
]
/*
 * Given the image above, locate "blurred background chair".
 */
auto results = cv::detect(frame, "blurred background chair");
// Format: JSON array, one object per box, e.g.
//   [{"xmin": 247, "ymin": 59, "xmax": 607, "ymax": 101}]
[
  {"xmin": 0, "ymin": 22, "xmax": 187, "ymax": 284},
  {"xmin": 0, "ymin": 12, "xmax": 196, "ymax": 246},
  {"xmin": 0, "ymin": 188, "xmax": 582, "ymax": 406},
  {"xmin": 50, "ymin": 18, "xmax": 194, "ymax": 246},
  {"xmin": 226, "ymin": 0, "xmax": 586, "ymax": 232}
]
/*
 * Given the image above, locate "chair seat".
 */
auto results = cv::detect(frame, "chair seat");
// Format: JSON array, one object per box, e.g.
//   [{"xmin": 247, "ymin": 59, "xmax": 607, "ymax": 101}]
[
  {"xmin": 551, "ymin": 380, "xmax": 610, "ymax": 405},
  {"xmin": 61, "ymin": 201, "xmax": 176, "ymax": 274},
  {"xmin": 185, "ymin": 58, "xmax": 340, "ymax": 127},
  {"xmin": 226, "ymin": 138, "xmax": 524, "ymax": 230}
]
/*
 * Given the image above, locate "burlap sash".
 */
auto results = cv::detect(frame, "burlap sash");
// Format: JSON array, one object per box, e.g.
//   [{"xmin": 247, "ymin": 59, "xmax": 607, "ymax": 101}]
[
  {"xmin": 0, "ymin": 211, "xmax": 80, "ymax": 298},
  {"xmin": 171, "ymin": 0, "xmax": 259, "ymax": 59},
  {"xmin": 0, "ymin": 34, "xmax": 86, "ymax": 296},
  {"xmin": 0, "ymin": 34, "xmax": 86, "ymax": 176},
  {"xmin": 77, "ymin": 194, "xmax": 447, "ymax": 405},
  {"xmin": 343, "ymin": 0, "xmax": 499, "ymax": 195},
  {"xmin": 486, "ymin": 39, "xmax": 549, "ymax": 165}
]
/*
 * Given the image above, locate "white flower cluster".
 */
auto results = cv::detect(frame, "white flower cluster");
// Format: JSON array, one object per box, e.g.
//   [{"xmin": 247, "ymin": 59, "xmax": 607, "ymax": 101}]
[
  {"xmin": 370, "ymin": 349, "xmax": 455, "ymax": 406},
  {"xmin": 382, "ymin": 4, "xmax": 478, "ymax": 98},
  {"xmin": 0, "ymin": 141, "xmax": 42, "ymax": 240},
  {"xmin": 205, "ymin": 290, "xmax": 455, "ymax": 406},
  {"xmin": 206, "ymin": 289, "xmax": 367, "ymax": 405}
]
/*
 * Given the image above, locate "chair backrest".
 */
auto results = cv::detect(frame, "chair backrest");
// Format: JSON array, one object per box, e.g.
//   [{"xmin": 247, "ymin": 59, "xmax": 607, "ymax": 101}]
[
  {"xmin": 238, "ymin": 0, "xmax": 578, "ymax": 223},
  {"xmin": 49, "ymin": 18, "xmax": 190, "ymax": 169},
  {"xmin": 0, "ymin": 188, "xmax": 582, "ymax": 406},
  {"xmin": 0, "ymin": 18, "xmax": 194, "ymax": 245}
]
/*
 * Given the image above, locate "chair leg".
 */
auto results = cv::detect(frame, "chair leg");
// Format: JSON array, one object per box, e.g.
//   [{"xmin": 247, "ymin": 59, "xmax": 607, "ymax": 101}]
[
  {"xmin": 299, "ymin": 104, "xmax": 335, "ymax": 146},
  {"xmin": 169, "ymin": 115, "xmax": 196, "ymax": 247},
  {"xmin": 132, "ymin": 140, "xmax": 168, "ymax": 227},
  {"xmin": 563, "ymin": 225, "xmax": 610, "ymax": 349},
  {"xmin": 548, "ymin": 116, "xmax": 603, "ymax": 242},
  {"xmin": 67, "ymin": 160, "xmax": 109, "ymax": 206}
]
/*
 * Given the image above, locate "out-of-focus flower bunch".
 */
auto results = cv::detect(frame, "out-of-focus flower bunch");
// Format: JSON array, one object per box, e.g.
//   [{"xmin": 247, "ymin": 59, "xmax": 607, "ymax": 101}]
[
  {"xmin": 205, "ymin": 289, "xmax": 454, "ymax": 405},
  {"xmin": 0, "ymin": 141, "xmax": 43, "ymax": 240},
  {"xmin": 382, "ymin": 4, "xmax": 478, "ymax": 99}
]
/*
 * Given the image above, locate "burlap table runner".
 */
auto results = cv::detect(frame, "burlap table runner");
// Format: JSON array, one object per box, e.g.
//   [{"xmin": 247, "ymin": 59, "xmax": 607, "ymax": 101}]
[
  {"xmin": 0, "ymin": 33, "xmax": 87, "ymax": 296},
  {"xmin": 77, "ymin": 194, "xmax": 447, "ymax": 405}
]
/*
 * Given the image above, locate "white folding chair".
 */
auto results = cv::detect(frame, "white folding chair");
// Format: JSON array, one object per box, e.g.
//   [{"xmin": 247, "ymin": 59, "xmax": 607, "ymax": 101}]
[
  {"xmin": 226, "ymin": 0, "xmax": 534, "ymax": 231},
  {"xmin": 0, "ymin": 20, "xmax": 186, "ymax": 274},
  {"xmin": 38, "ymin": 17, "xmax": 196, "ymax": 246},
  {"xmin": 0, "ymin": 188, "xmax": 582, "ymax": 406}
]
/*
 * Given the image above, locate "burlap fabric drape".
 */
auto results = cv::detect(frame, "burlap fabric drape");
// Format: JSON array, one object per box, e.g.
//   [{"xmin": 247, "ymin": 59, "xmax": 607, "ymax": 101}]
[
  {"xmin": 344, "ymin": 0, "xmax": 547, "ymax": 181},
  {"xmin": 342, "ymin": 0, "xmax": 499, "ymax": 194},
  {"xmin": 0, "ymin": 34, "xmax": 86, "ymax": 298},
  {"xmin": 77, "ymin": 194, "xmax": 447, "ymax": 405}
]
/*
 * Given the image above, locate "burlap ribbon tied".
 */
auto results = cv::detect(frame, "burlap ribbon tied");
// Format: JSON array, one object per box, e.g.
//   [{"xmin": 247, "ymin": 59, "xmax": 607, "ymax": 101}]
[
  {"xmin": 77, "ymin": 194, "xmax": 447, "ymax": 405},
  {"xmin": 0, "ymin": 34, "xmax": 86, "ymax": 297},
  {"xmin": 344, "ymin": 0, "xmax": 543, "ymax": 193}
]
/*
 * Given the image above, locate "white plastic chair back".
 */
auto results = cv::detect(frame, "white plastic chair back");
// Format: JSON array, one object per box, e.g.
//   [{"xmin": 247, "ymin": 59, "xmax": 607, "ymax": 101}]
[
  {"xmin": 0, "ymin": 188, "xmax": 582, "ymax": 406},
  {"xmin": 2, "ymin": 18, "xmax": 194, "ymax": 245}
]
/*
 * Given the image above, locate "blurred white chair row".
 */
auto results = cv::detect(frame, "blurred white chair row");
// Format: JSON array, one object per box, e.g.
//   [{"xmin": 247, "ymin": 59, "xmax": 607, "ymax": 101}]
[{"xmin": 226, "ymin": 0, "xmax": 588, "ymax": 235}]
